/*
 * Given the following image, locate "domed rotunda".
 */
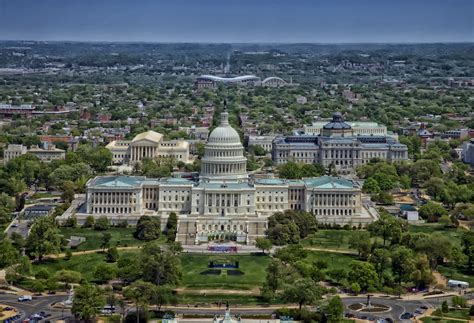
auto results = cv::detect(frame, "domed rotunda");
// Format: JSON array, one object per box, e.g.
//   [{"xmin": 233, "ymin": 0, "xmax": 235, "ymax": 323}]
[{"xmin": 200, "ymin": 110, "xmax": 248, "ymax": 182}]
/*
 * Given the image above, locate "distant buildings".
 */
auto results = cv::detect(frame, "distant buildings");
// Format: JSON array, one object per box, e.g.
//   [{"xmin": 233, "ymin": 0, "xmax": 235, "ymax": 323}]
[
  {"xmin": 3, "ymin": 144, "xmax": 66, "ymax": 164},
  {"xmin": 195, "ymin": 75, "xmax": 291, "ymax": 89},
  {"xmin": 273, "ymin": 113, "xmax": 408, "ymax": 174},
  {"xmin": 195, "ymin": 75, "xmax": 260, "ymax": 89},
  {"xmin": 247, "ymin": 135, "xmax": 277, "ymax": 153},
  {"xmin": 0, "ymin": 104, "xmax": 35, "ymax": 117},
  {"xmin": 3, "ymin": 144, "xmax": 27, "ymax": 163},
  {"xmin": 304, "ymin": 120, "xmax": 387, "ymax": 137},
  {"xmin": 106, "ymin": 130, "xmax": 191, "ymax": 165}
]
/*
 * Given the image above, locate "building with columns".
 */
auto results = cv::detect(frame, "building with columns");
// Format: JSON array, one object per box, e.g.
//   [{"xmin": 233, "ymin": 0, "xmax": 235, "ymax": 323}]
[
  {"xmin": 106, "ymin": 130, "xmax": 191, "ymax": 165},
  {"xmin": 76, "ymin": 110, "xmax": 377, "ymax": 245},
  {"xmin": 273, "ymin": 112, "xmax": 408, "ymax": 174}
]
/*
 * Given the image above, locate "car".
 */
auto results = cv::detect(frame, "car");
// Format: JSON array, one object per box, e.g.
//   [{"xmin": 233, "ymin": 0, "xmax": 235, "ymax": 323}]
[
  {"xmin": 345, "ymin": 313, "xmax": 355, "ymax": 318},
  {"xmin": 384, "ymin": 318, "xmax": 394, "ymax": 323},
  {"xmin": 11, "ymin": 223, "xmax": 18, "ymax": 228},
  {"xmin": 18, "ymin": 295, "xmax": 32, "ymax": 302},
  {"xmin": 400, "ymin": 312, "xmax": 413, "ymax": 320},
  {"xmin": 420, "ymin": 305, "xmax": 429, "ymax": 310}
]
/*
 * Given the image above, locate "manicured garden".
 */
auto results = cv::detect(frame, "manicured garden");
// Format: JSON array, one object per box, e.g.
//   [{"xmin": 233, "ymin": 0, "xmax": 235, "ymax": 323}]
[{"xmin": 180, "ymin": 254, "xmax": 271, "ymax": 290}]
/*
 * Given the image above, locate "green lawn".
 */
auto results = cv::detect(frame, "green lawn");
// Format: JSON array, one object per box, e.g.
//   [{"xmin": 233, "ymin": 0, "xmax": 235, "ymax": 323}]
[
  {"xmin": 32, "ymin": 251, "xmax": 120, "ymax": 282},
  {"xmin": 305, "ymin": 250, "xmax": 358, "ymax": 271},
  {"xmin": 180, "ymin": 254, "xmax": 271, "ymax": 290},
  {"xmin": 59, "ymin": 227, "xmax": 148, "ymax": 251},
  {"xmin": 422, "ymin": 308, "xmax": 471, "ymax": 322},
  {"xmin": 302, "ymin": 230, "xmax": 355, "ymax": 250}
]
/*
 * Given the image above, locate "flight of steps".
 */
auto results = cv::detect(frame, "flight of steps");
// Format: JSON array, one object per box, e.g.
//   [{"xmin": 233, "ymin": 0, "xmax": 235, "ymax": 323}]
[{"xmin": 176, "ymin": 220, "xmax": 197, "ymax": 245}]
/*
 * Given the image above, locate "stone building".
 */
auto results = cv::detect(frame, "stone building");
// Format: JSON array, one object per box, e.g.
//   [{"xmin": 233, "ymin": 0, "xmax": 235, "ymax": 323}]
[
  {"xmin": 75, "ymin": 110, "xmax": 376, "ymax": 245},
  {"xmin": 273, "ymin": 112, "xmax": 408, "ymax": 174},
  {"xmin": 3, "ymin": 143, "xmax": 65, "ymax": 164},
  {"xmin": 3, "ymin": 144, "xmax": 27, "ymax": 163},
  {"xmin": 106, "ymin": 130, "xmax": 191, "ymax": 165}
]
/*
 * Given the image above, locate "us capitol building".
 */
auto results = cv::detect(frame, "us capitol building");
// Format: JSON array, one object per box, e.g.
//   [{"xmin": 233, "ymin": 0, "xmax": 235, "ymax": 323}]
[{"xmin": 70, "ymin": 110, "xmax": 377, "ymax": 245}]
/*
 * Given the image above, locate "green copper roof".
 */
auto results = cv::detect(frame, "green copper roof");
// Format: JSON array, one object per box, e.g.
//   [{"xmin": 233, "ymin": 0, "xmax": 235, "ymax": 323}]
[
  {"xmin": 255, "ymin": 178, "xmax": 287, "ymax": 185},
  {"xmin": 303, "ymin": 176, "xmax": 354, "ymax": 189},
  {"xmin": 90, "ymin": 176, "xmax": 145, "ymax": 188}
]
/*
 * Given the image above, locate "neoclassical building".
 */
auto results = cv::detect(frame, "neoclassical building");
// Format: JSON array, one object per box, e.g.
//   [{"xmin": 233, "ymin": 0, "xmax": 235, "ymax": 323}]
[
  {"xmin": 75, "ymin": 111, "xmax": 376, "ymax": 245},
  {"xmin": 106, "ymin": 130, "xmax": 191, "ymax": 165},
  {"xmin": 273, "ymin": 112, "xmax": 408, "ymax": 174}
]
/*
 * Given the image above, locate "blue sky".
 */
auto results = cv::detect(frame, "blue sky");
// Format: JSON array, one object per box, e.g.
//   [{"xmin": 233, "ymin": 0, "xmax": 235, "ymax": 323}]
[{"xmin": 0, "ymin": 0, "xmax": 472, "ymax": 43}]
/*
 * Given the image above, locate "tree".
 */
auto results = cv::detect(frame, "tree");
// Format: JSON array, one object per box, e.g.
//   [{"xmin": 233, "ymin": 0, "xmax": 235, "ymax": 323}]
[
  {"xmin": 94, "ymin": 216, "xmax": 110, "ymax": 231},
  {"xmin": 26, "ymin": 216, "xmax": 62, "ymax": 262},
  {"xmin": 363, "ymin": 177, "xmax": 380, "ymax": 194},
  {"xmin": 419, "ymin": 202, "xmax": 448, "ymax": 222},
  {"xmin": 451, "ymin": 295, "xmax": 467, "ymax": 308},
  {"xmin": 55, "ymin": 270, "xmax": 82, "ymax": 288},
  {"xmin": 100, "ymin": 232, "xmax": 112, "ymax": 251},
  {"xmin": 106, "ymin": 247, "xmax": 119, "ymax": 263},
  {"xmin": 274, "ymin": 244, "xmax": 308, "ymax": 265},
  {"xmin": 61, "ymin": 180, "xmax": 75, "ymax": 203},
  {"xmin": 325, "ymin": 296, "xmax": 344, "ymax": 322},
  {"xmin": 350, "ymin": 282, "xmax": 361, "ymax": 295},
  {"xmin": 0, "ymin": 236, "xmax": 20, "ymax": 268},
  {"xmin": 348, "ymin": 261, "xmax": 379, "ymax": 291},
  {"xmin": 93, "ymin": 263, "xmax": 116, "ymax": 283},
  {"xmin": 255, "ymin": 237, "xmax": 272, "ymax": 254},
  {"xmin": 162, "ymin": 240, "xmax": 180, "ymax": 255},
  {"xmin": 83, "ymin": 215, "xmax": 95, "ymax": 228},
  {"xmin": 72, "ymin": 284, "xmax": 106, "ymax": 321},
  {"xmin": 368, "ymin": 212, "xmax": 406, "ymax": 246},
  {"xmin": 369, "ymin": 248, "xmax": 392, "ymax": 284},
  {"xmin": 165, "ymin": 212, "xmax": 178, "ymax": 242},
  {"xmin": 141, "ymin": 241, "xmax": 181, "ymax": 286},
  {"xmin": 441, "ymin": 300, "xmax": 449, "ymax": 313},
  {"xmin": 135, "ymin": 216, "xmax": 161, "ymax": 241},
  {"xmin": 349, "ymin": 231, "xmax": 372, "ymax": 259},
  {"xmin": 391, "ymin": 246, "xmax": 415, "ymax": 288},
  {"xmin": 123, "ymin": 281, "xmax": 157, "ymax": 323},
  {"xmin": 282, "ymin": 278, "xmax": 324, "ymax": 310}
]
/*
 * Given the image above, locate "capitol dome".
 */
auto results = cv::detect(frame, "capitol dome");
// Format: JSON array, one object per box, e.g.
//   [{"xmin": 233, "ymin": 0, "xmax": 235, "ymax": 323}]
[
  {"xmin": 207, "ymin": 111, "xmax": 241, "ymax": 144},
  {"xmin": 200, "ymin": 110, "xmax": 248, "ymax": 182}
]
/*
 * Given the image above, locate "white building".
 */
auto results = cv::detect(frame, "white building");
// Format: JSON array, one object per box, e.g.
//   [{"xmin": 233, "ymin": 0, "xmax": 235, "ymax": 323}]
[
  {"xmin": 3, "ymin": 144, "xmax": 27, "ymax": 163},
  {"xmin": 75, "ymin": 111, "xmax": 376, "ymax": 245},
  {"xmin": 248, "ymin": 135, "xmax": 277, "ymax": 153},
  {"xmin": 106, "ymin": 131, "xmax": 191, "ymax": 165},
  {"xmin": 3, "ymin": 144, "xmax": 65, "ymax": 163}
]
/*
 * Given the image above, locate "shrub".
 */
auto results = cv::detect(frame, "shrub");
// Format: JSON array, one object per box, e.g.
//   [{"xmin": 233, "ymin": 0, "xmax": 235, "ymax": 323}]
[
  {"xmin": 94, "ymin": 216, "xmax": 110, "ymax": 231},
  {"xmin": 82, "ymin": 215, "xmax": 95, "ymax": 228}
]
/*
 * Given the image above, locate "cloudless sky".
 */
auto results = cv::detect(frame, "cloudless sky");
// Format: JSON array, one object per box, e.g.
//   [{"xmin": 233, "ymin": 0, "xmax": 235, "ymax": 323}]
[{"xmin": 0, "ymin": 0, "xmax": 472, "ymax": 43}]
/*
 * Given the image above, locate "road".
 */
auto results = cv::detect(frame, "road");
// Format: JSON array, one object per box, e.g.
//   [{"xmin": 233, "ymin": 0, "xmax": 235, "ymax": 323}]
[
  {"xmin": 0, "ymin": 292, "xmax": 471, "ymax": 322},
  {"xmin": 5, "ymin": 219, "xmax": 30, "ymax": 239},
  {"xmin": 0, "ymin": 294, "xmax": 72, "ymax": 322}
]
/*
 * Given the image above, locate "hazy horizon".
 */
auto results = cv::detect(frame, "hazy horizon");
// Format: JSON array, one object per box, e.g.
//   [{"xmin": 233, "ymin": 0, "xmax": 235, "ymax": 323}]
[{"xmin": 0, "ymin": 0, "xmax": 472, "ymax": 43}]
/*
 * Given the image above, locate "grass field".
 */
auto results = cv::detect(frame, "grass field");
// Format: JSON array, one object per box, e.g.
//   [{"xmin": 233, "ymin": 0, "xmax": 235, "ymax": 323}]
[
  {"xmin": 422, "ymin": 308, "xmax": 471, "ymax": 322},
  {"xmin": 302, "ymin": 230, "xmax": 355, "ymax": 250},
  {"xmin": 305, "ymin": 250, "xmax": 358, "ymax": 270},
  {"xmin": 59, "ymin": 227, "xmax": 148, "ymax": 251},
  {"xmin": 180, "ymin": 254, "xmax": 271, "ymax": 290}
]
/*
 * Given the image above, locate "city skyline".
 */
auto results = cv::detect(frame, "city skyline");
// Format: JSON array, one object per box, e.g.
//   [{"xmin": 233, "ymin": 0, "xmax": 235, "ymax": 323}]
[{"xmin": 0, "ymin": 0, "xmax": 472, "ymax": 43}]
